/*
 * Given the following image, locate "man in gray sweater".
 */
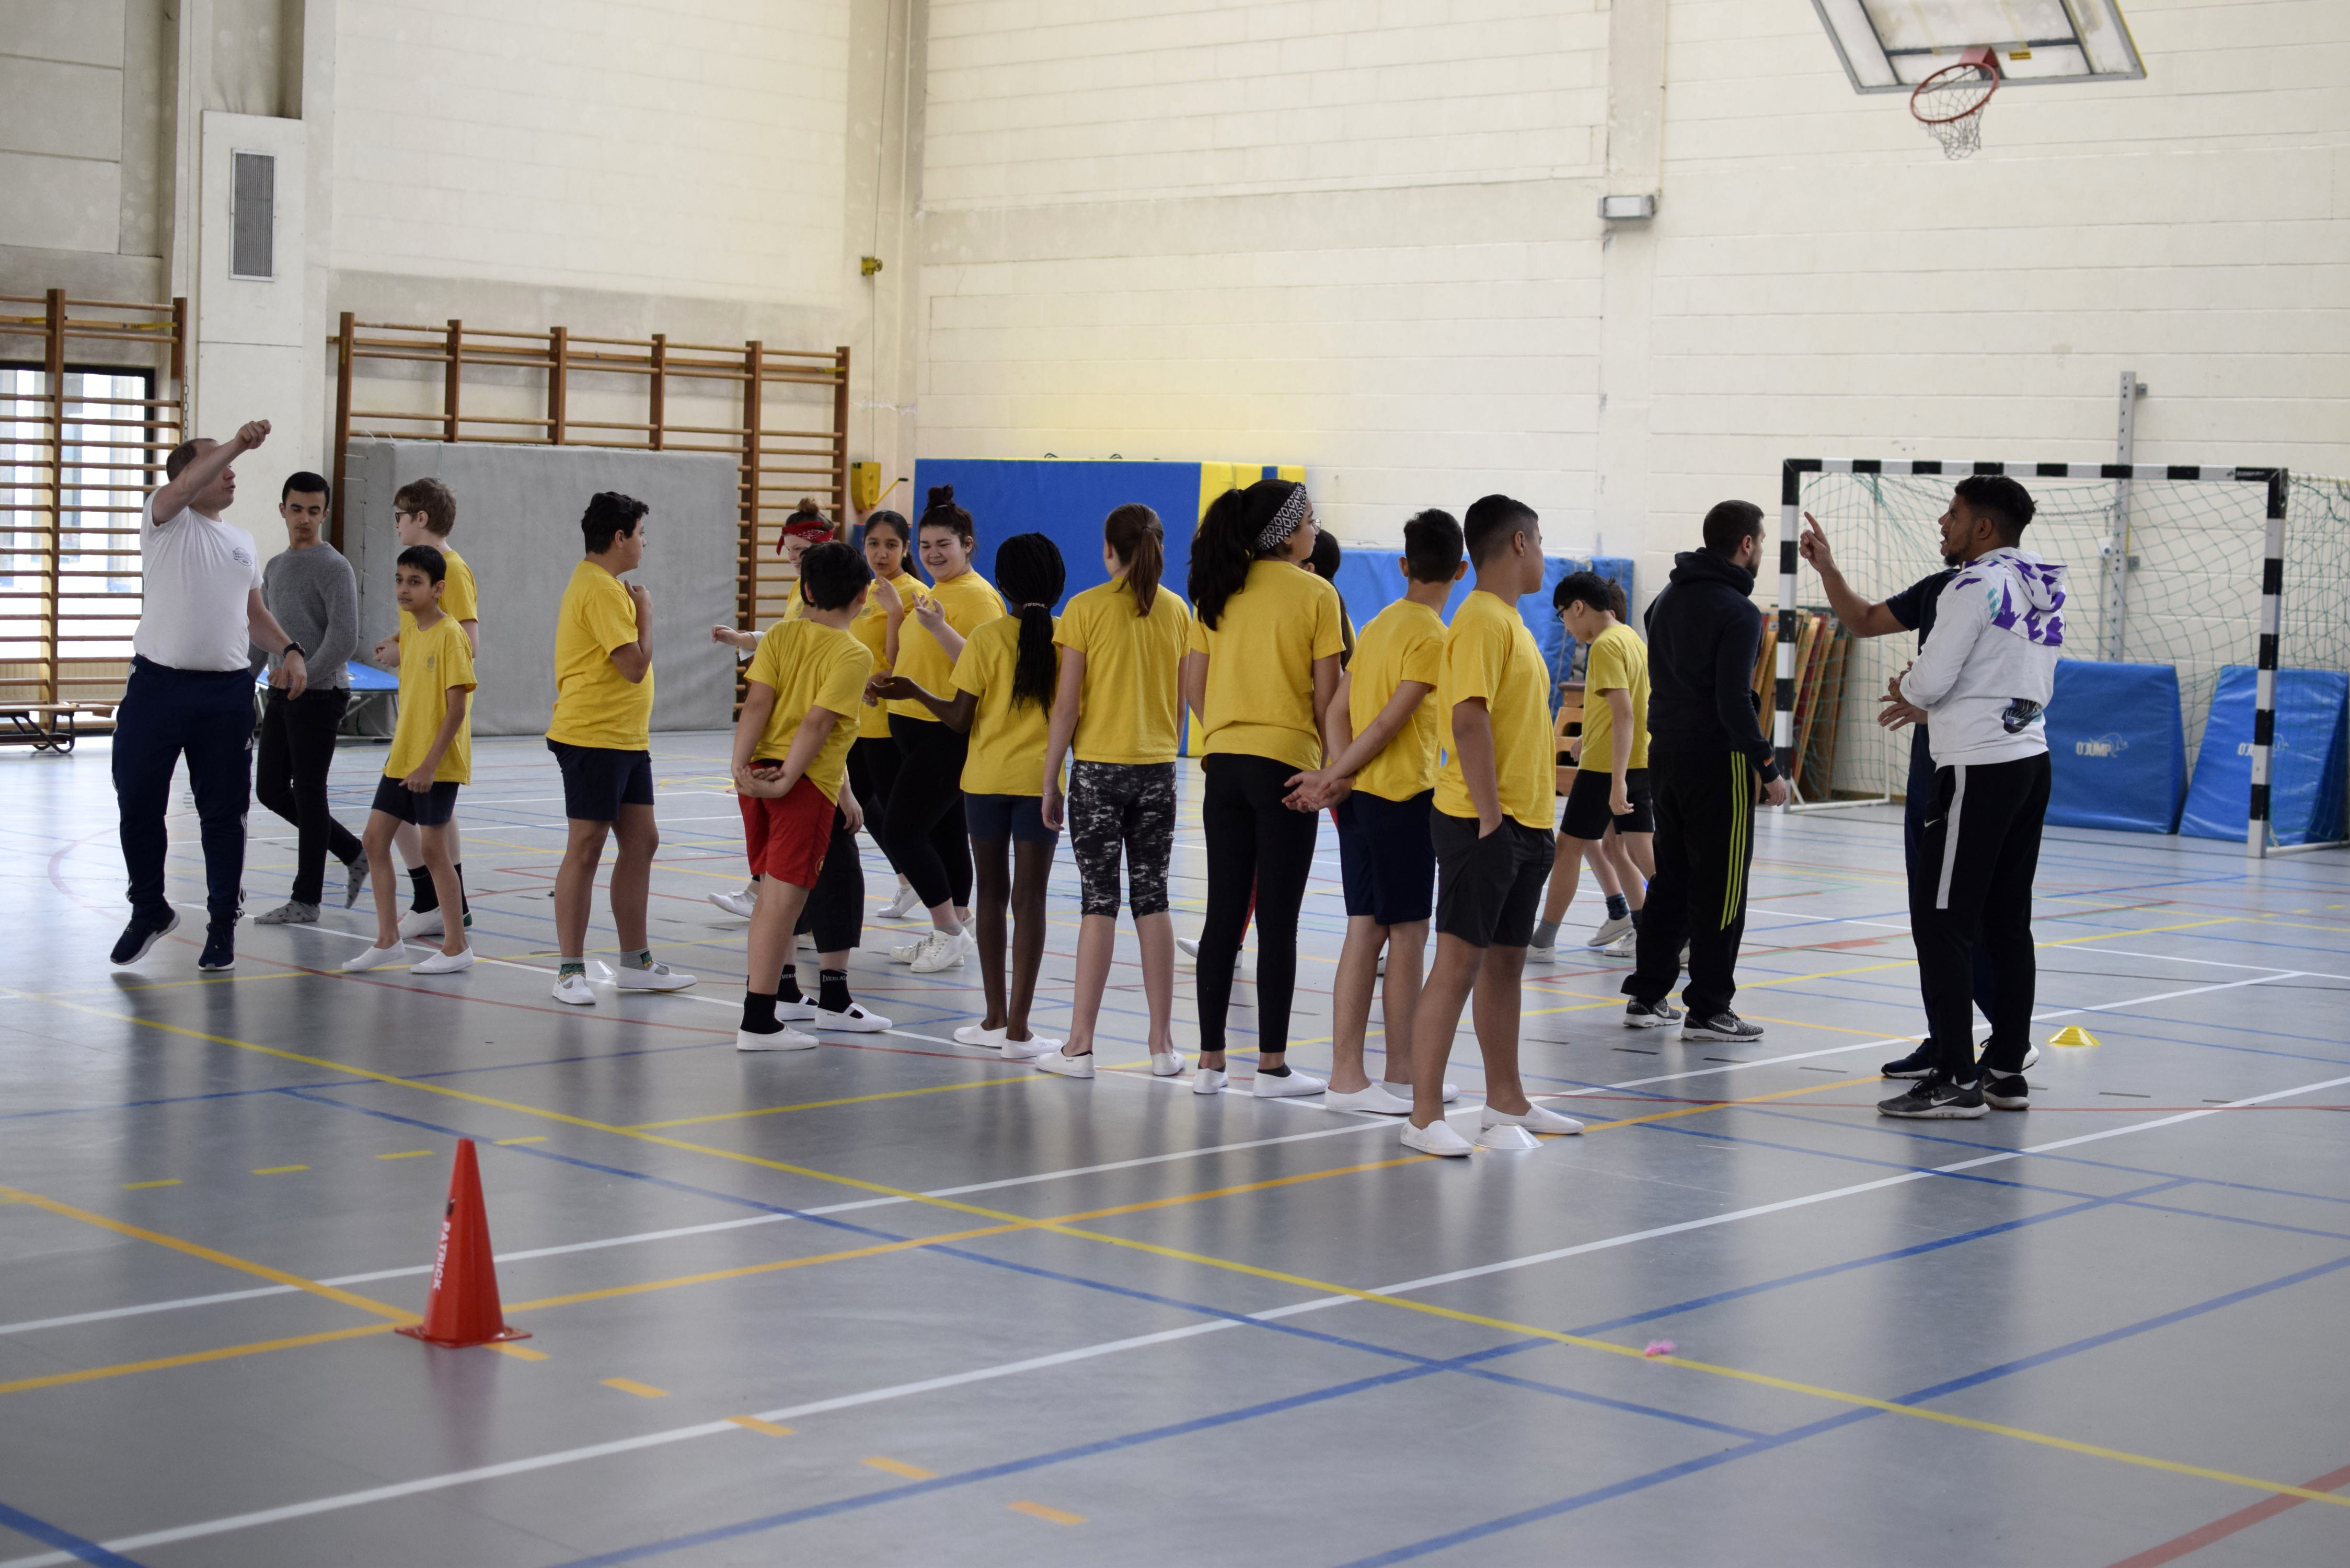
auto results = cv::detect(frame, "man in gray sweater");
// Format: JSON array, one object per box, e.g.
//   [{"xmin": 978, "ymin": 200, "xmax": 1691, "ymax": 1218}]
[{"xmin": 251, "ymin": 471, "xmax": 364, "ymax": 924}]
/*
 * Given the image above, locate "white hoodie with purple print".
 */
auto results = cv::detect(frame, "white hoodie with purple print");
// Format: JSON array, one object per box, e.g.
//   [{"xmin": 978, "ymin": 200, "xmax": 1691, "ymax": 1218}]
[{"xmin": 1901, "ymin": 547, "xmax": 2067, "ymax": 767}]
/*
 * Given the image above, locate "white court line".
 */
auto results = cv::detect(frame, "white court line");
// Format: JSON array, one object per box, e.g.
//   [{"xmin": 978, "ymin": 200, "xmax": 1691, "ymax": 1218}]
[{"xmin": 10, "ymin": 1066, "xmax": 2344, "ymax": 1568}]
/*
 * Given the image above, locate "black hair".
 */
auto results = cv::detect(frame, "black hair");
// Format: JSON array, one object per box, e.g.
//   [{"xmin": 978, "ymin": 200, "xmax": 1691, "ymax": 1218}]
[
  {"xmin": 1187, "ymin": 478, "xmax": 1307, "ymax": 630},
  {"xmin": 281, "ymin": 470, "xmax": 330, "ymax": 504},
  {"xmin": 1701, "ymin": 500, "xmax": 1765, "ymax": 556},
  {"xmin": 797, "ymin": 539, "xmax": 871, "ymax": 610},
  {"xmin": 1953, "ymin": 474, "xmax": 2036, "ymax": 543},
  {"xmin": 164, "ymin": 440, "xmax": 206, "ymax": 480},
  {"xmin": 1304, "ymin": 530, "xmax": 1355, "ymax": 666},
  {"xmin": 1553, "ymin": 570, "xmax": 1616, "ymax": 618},
  {"xmin": 1463, "ymin": 494, "xmax": 1538, "ymax": 566},
  {"xmin": 396, "ymin": 544, "xmax": 447, "ymax": 584},
  {"xmin": 918, "ymin": 485, "xmax": 975, "ymax": 549},
  {"xmin": 1402, "ymin": 509, "xmax": 1464, "ymax": 583},
  {"xmin": 582, "ymin": 491, "xmax": 649, "ymax": 554},
  {"xmin": 1102, "ymin": 503, "xmax": 1164, "ymax": 615},
  {"xmin": 993, "ymin": 533, "xmax": 1067, "ymax": 712},
  {"xmin": 861, "ymin": 508, "xmax": 911, "ymax": 546}
]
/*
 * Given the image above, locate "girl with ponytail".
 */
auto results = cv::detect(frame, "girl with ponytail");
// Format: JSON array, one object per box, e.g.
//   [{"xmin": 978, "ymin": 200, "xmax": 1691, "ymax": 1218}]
[
  {"xmin": 1035, "ymin": 503, "xmax": 1191, "ymax": 1078},
  {"xmin": 847, "ymin": 508, "xmax": 925, "ymax": 919},
  {"xmin": 1180, "ymin": 478, "xmax": 1346, "ymax": 1097},
  {"xmin": 869, "ymin": 485, "xmax": 1005, "ymax": 973},
  {"xmin": 872, "ymin": 532, "xmax": 1066, "ymax": 1053}
]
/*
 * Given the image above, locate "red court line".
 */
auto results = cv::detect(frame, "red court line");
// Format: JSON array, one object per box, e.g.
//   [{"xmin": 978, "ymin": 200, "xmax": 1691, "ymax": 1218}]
[{"xmin": 2106, "ymin": 1459, "xmax": 2350, "ymax": 1566}]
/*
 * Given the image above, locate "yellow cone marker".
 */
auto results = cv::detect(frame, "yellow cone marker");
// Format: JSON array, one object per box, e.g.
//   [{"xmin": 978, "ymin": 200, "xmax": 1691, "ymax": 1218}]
[{"xmin": 2047, "ymin": 1025, "xmax": 2100, "ymax": 1048}]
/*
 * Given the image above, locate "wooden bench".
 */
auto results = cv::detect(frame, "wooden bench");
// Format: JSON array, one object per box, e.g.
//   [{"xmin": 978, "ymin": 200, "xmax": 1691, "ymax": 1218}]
[{"xmin": 0, "ymin": 703, "xmax": 114, "ymax": 755}]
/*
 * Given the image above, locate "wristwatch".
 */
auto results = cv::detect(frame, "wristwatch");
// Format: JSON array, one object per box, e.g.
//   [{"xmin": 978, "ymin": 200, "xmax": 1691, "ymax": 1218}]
[{"xmin": 282, "ymin": 642, "xmax": 305, "ymax": 660}]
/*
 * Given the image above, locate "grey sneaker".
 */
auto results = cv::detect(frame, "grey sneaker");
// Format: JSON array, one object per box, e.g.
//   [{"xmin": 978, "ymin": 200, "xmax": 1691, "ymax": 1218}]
[
  {"xmin": 341, "ymin": 856, "xmax": 368, "ymax": 908},
  {"xmin": 255, "ymin": 901, "xmax": 320, "ymax": 926},
  {"xmin": 1585, "ymin": 915, "xmax": 1633, "ymax": 948}
]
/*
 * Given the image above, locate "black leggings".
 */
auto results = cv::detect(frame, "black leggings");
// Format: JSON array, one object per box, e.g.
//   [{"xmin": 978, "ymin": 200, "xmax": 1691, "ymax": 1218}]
[
  {"xmin": 1196, "ymin": 752, "xmax": 1321, "ymax": 1056},
  {"xmin": 848, "ymin": 735, "xmax": 903, "ymax": 874},
  {"xmin": 885, "ymin": 715, "xmax": 973, "ymax": 910},
  {"xmin": 792, "ymin": 804, "xmax": 864, "ymax": 953}
]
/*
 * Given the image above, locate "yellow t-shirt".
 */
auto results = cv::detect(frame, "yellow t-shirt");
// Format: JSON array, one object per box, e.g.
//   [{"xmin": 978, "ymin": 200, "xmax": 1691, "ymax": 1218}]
[
  {"xmin": 398, "ymin": 544, "xmax": 477, "ymax": 638},
  {"xmin": 745, "ymin": 618, "xmax": 872, "ymax": 803},
  {"xmin": 850, "ymin": 572, "xmax": 927, "ymax": 740},
  {"xmin": 952, "ymin": 613, "xmax": 1056, "ymax": 797},
  {"xmin": 1186, "ymin": 559, "xmax": 1346, "ymax": 772},
  {"xmin": 1057, "ymin": 577, "xmax": 1190, "ymax": 765},
  {"xmin": 1434, "ymin": 589, "xmax": 1553, "ymax": 829},
  {"xmin": 890, "ymin": 570, "xmax": 1005, "ymax": 722},
  {"xmin": 1347, "ymin": 598, "xmax": 1446, "ymax": 802},
  {"xmin": 1578, "ymin": 622, "xmax": 1651, "ymax": 773},
  {"xmin": 547, "ymin": 560, "xmax": 653, "ymax": 751},
  {"xmin": 384, "ymin": 613, "xmax": 475, "ymax": 785}
]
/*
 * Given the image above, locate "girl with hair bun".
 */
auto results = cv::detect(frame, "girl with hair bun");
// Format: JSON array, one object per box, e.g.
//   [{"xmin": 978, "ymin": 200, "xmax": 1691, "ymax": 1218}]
[
  {"xmin": 871, "ymin": 532, "xmax": 1066, "ymax": 1056},
  {"xmin": 1181, "ymin": 478, "xmax": 1346, "ymax": 1098},
  {"xmin": 1037, "ymin": 503, "xmax": 1191, "ymax": 1077},
  {"xmin": 871, "ymin": 484, "xmax": 1005, "ymax": 974}
]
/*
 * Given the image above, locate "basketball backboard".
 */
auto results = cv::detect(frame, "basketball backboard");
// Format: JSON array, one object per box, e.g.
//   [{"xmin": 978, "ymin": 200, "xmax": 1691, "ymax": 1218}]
[{"xmin": 1811, "ymin": 0, "xmax": 2146, "ymax": 92}]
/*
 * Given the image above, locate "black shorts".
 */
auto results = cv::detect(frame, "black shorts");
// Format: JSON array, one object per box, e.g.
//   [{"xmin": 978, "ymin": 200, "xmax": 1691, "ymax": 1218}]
[
  {"xmin": 548, "ymin": 739, "xmax": 655, "ymax": 822},
  {"xmin": 1431, "ymin": 810, "xmax": 1554, "ymax": 949},
  {"xmin": 964, "ymin": 791, "xmax": 1058, "ymax": 845},
  {"xmin": 1560, "ymin": 766, "xmax": 1654, "ymax": 841},
  {"xmin": 1335, "ymin": 789, "xmax": 1435, "ymax": 927},
  {"xmin": 370, "ymin": 774, "xmax": 460, "ymax": 827}
]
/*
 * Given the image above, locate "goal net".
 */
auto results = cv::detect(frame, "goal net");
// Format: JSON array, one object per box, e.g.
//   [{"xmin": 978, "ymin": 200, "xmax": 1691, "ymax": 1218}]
[{"xmin": 1781, "ymin": 464, "xmax": 2311, "ymax": 806}]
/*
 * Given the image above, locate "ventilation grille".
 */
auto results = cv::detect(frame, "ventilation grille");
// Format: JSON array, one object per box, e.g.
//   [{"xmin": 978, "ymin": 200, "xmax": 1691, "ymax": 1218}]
[{"xmin": 231, "ymin": 152, "xmax": 275, "ymax": 279}]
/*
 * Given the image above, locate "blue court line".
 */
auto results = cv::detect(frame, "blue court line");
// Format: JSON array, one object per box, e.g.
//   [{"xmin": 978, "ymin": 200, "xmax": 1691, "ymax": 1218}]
[
  {"xmin": 1331, "ymin": 1248, "xmax": 2350, "ymax": 1566},
  {"xmin": 0, "ymin": 1498, "xmax": 147, "ymax": 1568}
]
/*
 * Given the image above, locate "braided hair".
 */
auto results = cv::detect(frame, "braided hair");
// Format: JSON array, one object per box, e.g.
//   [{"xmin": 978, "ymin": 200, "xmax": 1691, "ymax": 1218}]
[{"xmin": 992, "ymin": 532, "xmax": 1066, "ymax": 711}]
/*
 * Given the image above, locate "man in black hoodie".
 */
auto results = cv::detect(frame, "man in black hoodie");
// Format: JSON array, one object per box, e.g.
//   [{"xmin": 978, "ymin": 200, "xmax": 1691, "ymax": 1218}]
[{"xmin": 1622, "ymin": 500, "xmax": 1789, "ymax": 1040}]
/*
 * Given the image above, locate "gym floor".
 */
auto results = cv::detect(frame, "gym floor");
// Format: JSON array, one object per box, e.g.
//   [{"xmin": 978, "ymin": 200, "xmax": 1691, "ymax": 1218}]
[{"xmin": 3, "ymin": 734, "xmax": 2346, "ymax": 1567}]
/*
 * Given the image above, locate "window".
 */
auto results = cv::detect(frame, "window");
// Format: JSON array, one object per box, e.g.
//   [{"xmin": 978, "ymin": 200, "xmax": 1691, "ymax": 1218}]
[{"xmin": 232, "ymin": 151, "xmax": 275, "ymax": 280}]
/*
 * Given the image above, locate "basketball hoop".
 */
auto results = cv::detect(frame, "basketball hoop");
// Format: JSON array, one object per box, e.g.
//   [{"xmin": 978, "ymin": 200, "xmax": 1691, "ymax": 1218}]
[{"xmin": 1910, "ymin": 47, "xmax": 1999, "ymax": 159}]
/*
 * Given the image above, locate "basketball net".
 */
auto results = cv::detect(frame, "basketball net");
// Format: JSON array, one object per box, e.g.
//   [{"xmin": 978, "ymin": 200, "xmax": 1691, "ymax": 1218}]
[{"xmin": 1910, "ymin": 48, "xmax": 1999, "ymax": 160}]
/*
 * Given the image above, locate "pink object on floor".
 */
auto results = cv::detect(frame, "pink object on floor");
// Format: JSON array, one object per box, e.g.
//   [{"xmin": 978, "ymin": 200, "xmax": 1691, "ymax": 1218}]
[{"xmin": 1643, "ymin": 1340, "xmax": 1676, "ymax": 1358}]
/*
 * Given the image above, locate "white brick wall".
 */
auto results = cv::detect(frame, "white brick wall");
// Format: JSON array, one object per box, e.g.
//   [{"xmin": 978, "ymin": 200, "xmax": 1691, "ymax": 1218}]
[{"xmin": 333, "ymin": 0, "xmax": 852, "ymax": 304}]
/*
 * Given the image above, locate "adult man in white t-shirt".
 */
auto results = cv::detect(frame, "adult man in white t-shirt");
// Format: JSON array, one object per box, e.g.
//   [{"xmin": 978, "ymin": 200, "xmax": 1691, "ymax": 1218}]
[{"xmin": 113, "ymin": 420, "xmax": 310, "ymax": 971}]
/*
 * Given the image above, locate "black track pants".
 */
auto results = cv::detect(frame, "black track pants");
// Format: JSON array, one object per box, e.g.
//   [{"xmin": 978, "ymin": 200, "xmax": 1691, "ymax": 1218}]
[
  {"xmin": 793, "ymin": 804, "xmax": 863, "ymax": 953},
  {"xmin": 1196, "ymin": 753, "xmax": 1321, "ymax": 1055},
  {"xmin": 1912, "ymin": 753, "xmax": 2049, "ymax": 1081},
  {"xmin": 885, "ymin": 716, "xmax": 973, "ymax": 910},
  {"xmin": 1625, "ymin": 750, "xmax": 1758, "ymax": 1019},
  {"xmin": 255, "ymin": 686, "xmax": 362, "ymax": 906}
]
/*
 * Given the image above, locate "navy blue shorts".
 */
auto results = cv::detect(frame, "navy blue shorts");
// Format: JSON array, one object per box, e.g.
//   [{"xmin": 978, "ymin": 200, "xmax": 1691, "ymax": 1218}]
[
  {"xmin": 371, "ymin": 774, "xmax": 460, "ymax": 826},
  {"xmin": 1335, "ymin": 788, "xmax": 1436, "ymax": 927},
  {"xmin": 964, "ymin": 791, "xmax": 1058, "ymax": 845},
  {"xmin": 548, "ymin": 739, "xmax": 655, "ymax": 822}
]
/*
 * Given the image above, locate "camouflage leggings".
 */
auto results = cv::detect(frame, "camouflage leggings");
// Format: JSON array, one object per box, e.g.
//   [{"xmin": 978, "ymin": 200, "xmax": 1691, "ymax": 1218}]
[{"xmin": 1066, "ymin": 760, "xmax": 1176, "ymax": 918}]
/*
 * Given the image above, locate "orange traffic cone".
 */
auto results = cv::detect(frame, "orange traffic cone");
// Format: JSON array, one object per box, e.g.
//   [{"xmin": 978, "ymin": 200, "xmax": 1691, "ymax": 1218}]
[{"xmin": 396, "ymin": 1138, "xmax": 530, "ymax": 1348}]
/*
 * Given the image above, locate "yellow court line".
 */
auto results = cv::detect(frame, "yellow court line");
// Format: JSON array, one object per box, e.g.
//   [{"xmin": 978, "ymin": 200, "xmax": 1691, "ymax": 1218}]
[
  {"xmin": 630, "ymin": 1073, "xmax": 1040, "ymax": 1131},
  {"xmin": 121, "ymin": 1179, "xmax": 180, "ymax": 1190},
  {"xmin": 0, "ymin": 1324, "xmax": 399, "ymax": 1397},
  {"xmin": 863, "ymin": 1456, "xmax": 936, "ymax": 1480},
  {"xmin": 727, "ymin": 1415, "xmax": 794, "ymax": 1436},
  {"xmin": 1007, "ymin": 1500, "xmax": 1087, "ymax": 1525},
  {"xmin": 375, "ymin": 1149, "xmax": 436, "ymax": 1160},
  {"xmin": 601, "ymin": 1378, "xmax": 669, "ymax": 1398},
  {"xmin": 1575, "ymin": 1076, "xmax": 1883, "ymax": 1132}
]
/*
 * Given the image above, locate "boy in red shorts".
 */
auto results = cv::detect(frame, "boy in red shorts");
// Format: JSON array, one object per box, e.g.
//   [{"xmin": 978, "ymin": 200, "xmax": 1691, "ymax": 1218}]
[{"xmin": 731, "ymin": 541, "xmax": 875, "ymax": 1050}]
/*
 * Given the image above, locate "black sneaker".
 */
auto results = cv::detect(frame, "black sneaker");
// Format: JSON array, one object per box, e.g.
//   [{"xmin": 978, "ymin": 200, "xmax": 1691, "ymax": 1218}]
[
  {"xmin": 1877, "ymin": 1075, "xmax": 1987, "ymax": 1119},
  {"xmin": 198, "ymin": 923, "xmax": 236, "ymax": 972},
  {"xmin": 1623, "ymin": 999, "xmax": 1684, "ymax": 1029},
  {"xmin": 110, "ymin": 910, "xmax": 179, "ymax": 966},
  {"xmin": 1882, "ymin": 1043, "xmax": 1937, "ymax": 1078},
  {"xmin": 1684, "ymin": 1011, "xmax": 1763, "ymax": 1043},
  {"xmin": 1982, "ymin": 1071, "xmax": 2029, "ymax": 1111}
]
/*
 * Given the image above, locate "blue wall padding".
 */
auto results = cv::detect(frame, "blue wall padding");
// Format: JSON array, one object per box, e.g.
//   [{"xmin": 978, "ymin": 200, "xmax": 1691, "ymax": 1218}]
[
  {"xmin": 904, "ymin": 459, "xmax": 1204, "ymax": 605},
  {"xmin": 1332, "ymin": 554, "xmax": 1633, "ymax": 707},
  {"xmin": 2045, "ymin": 660, "xmax": 2185, "ymax": 834},
  {"xmin": 2182, "ymin": 667, "xmax": 2350, "ymax": 845}
]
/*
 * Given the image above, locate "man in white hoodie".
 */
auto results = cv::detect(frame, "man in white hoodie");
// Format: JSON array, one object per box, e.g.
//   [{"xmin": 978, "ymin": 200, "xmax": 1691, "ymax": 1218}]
[{"xmin": 1876, "ymin": 476, "xmax": 2065, "ymax": 1120}]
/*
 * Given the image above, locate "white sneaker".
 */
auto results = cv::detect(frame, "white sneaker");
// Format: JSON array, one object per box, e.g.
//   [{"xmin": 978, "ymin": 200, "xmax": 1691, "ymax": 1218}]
[
  {"xmin": 1149, "ymin": 1051, "xmax": 1186, "ymax": 1077},
  {"xmin": 813, "ymin": 1002, "xmax": 890, "ymax": 1032},
  {"xmin": 959, "ymin": 929, "xmax": 980, "ymax": 962},
  {"xmin": 1253, "ymin": 1068, "xmax": 1327, "ymax": 1099},
  {"xmin": 1035, "ymin": 1050, "xmax": 1095, "ymax": 1078},
  {"xmin": 1177, "ymin": 937, "xmax": 1201, "ymax": 960},
  {"xmin": 1191, "ymin": 1067, "xmax": 1227, "ymax": 1095},
  {"xmin": 736, "ymin": 1024, "xmax": 818, "ymax": 1051},
  {"xmin": 1482, "ymin": 1102, "xmax": 1584, "ymax": 1136},
  {"xmin": 778, "ymin": 995, "xmax": 820, "ymax": 1022},
  {"xmin": 1326, "ymin": 1083, "xmax": 1413, "ymax": 1114},
  {"xmin": 883, "ymin": 937, "xmax": 923, "ymax": 964},
  {"xmin": 2021, "ymin": 1044, "xmax": 2041, "ymax": 1071},
  {"xmin": 1585, "ymin": 915, "xmax": 1633, "ymax": 949},
  {"xmin": 1402, "ymin": 1120, "xmax": 1474, "ymax": 1157},
  {"xmin": 340, "ymin": 943, "xmax": 402, "ymax": 973},
  {"xmin": 1602, "ymin": 931, "xmax": 1637, "ymax": 959},
  {"xmin": 1525, "ymin": 940, "xmax": 1557, "ymax": 962},
  {"xmin": 907, "ymin": 929, "xmax": 965, "ymax": 973},
  {"xmin": 1382, "ymin": 1080, "xmax": 1459, "ymax": 1104},
  {"xmin": 1474, "ymin": 1123, "xmax": 1541, "ymax": 1151},
  {"xmin": 709, "ymin": 886, "xmax": 758, "ymax": 919},
  {"xmin": 397, "ymin": 908, "xmax": 444, "ymax": 940},
  {"xmin": 551, "ymin": 972, "xmax": 596, "ymax": 1006},
  {"xmin": 878, "ymin": 884, "xmax": 924, "ymax": 920},
  {"xmin": 616, "ymin": 961, "xmax": 697, "ymax": 992},
  {"xmin": 953, "ymin": 1023, "xmax": 1008, "ymax": 1047},
  {"xmin": 411, "ymin": 948, "xmax": 475, "ymax": 975},
  {"xmin": 1001, "ymin": 1034, "xmax": 1062, "ymax": 1060}
]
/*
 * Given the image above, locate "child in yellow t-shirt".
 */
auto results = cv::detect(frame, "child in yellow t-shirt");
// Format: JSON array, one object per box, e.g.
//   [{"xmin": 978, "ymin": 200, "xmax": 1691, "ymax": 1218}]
[
  {"xmin": 370, "ymin": 477, "xmax": 479, "ymax": 940},
  {"xmin": 1533, "ymin": 572, "xmax": 1654, "ymax": 959},
  {"xmin": 872, "ymin": 534, "xmax": 1068, "ymax": 1063},
  {"xmin": 731, "ymin": 540, "xmax": 876, "ymax": 1050},
  {"xmin": 344, "ymin": 545, "xmax": 475, "ymax": 976}
]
